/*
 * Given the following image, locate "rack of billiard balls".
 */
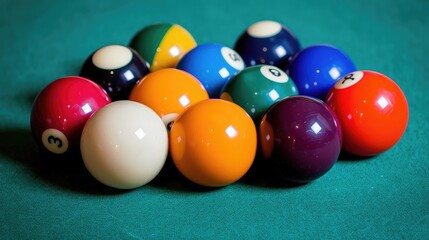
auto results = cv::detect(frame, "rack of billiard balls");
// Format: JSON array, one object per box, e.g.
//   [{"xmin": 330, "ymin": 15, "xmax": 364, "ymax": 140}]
[{"xmin": 30, "ymin": 20, "xmax": 409, "ymax": 190}]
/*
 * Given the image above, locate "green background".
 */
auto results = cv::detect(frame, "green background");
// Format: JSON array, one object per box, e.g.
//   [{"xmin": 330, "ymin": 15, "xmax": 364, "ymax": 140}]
[{"xmin": 1, "ymin": 0, "xmax": 428, "ymax": 239}]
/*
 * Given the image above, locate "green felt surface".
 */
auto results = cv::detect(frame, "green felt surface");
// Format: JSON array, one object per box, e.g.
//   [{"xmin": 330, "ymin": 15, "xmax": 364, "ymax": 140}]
[{"xmin": 1, "ymin": 0, "xmax": 429, "ymax": 239}]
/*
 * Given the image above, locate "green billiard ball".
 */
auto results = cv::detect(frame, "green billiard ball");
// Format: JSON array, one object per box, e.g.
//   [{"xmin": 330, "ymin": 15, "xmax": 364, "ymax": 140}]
[{"xmin": 220, "ymin": 65, "xmax": 298, "ymax": 122}]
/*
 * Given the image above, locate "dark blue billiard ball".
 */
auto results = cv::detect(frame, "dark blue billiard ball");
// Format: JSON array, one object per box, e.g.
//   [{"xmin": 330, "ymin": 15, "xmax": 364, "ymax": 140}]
[
  {"xmin": 80, "ymin": 44, "xmax": 150, "ymax": 101},
  {"xmin": 288, "ymin": 44, "xmax": 356, "ymax": 100},
  {"xmin": 176, "ymin": 43, "xmax": 245, "ymax": 98},
  {"xmin": 234, "ymin": 20, "xmax": 301, "ymax": 70}
]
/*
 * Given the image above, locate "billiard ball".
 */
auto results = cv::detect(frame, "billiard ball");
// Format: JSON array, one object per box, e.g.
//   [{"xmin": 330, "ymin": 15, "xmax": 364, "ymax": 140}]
[
  {"xmin": 31, "ymin": 76, "xmax": 111, "ymax": 155},
  {"xmin": 169, "ymin": 99, "xmax": 257, "ymax": 187},
  {"xmin": 176, "ymin": 43, "xmax": 245, "ymax": 98},
  {"xmin": 234, "ymin": 20, "xmax": 301, "ymax": 69},
  {"xmin": 80, "ymin": 44, "xmax": 150, "ymax": 101},
  {"xmin": 129, "ymin": 23, "xmax": 197, "ymax": 71},
  {"xmin": 288, "ymin": 44, "xmax": 356, "ymax": 100},
  {"xmin": 220, "ymin": 64, "xmax": 298, "ymax": 122},
  {"xmin": 325, "ymin": 70, "xmax": 408, "ymax": 156},
  {"xmin": 259, "ymin": 95, "xmax": 342, "ymax": 183},
  {"xmin": 80, "ymin": 100, "xmax": 168, "ymax": 189},
  {"xmin": 129, "ymin": 68, "xmax": 209, "ymax": 128}
]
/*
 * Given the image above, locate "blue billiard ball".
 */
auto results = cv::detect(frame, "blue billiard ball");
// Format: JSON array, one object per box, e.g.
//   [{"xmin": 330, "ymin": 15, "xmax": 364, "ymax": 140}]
[
  {"xmin": 234, "ymin": 20, "xmax": 301, "ymax": 70},
  {"xmin": 176, "ymin": 43, "xmax": 245, "ymax": 98},
  {"xmin": 80, "ymin": 44, "xmax": 150, "ymax": 101},
  {"xmin": 288, "ymin": 44, "xmax": 356, "ymax": 100}
]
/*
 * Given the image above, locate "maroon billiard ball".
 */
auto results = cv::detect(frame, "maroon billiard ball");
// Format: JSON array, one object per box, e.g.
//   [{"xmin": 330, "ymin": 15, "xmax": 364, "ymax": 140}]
[
  {"xmin": 259, "ymin": 95, "xmax": 342, "ymax": 183},
  {"xmin": 31, "ymin": 76, "xmax": 111, "ymax": 154},
  {"xmin": 80, "ymin": 44, "xmax": 150, "ymax": 101}
]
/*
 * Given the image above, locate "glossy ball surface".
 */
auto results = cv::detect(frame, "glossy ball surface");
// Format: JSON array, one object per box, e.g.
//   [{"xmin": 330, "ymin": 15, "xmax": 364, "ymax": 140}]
[
  {"xmin": 177, "ymin": 43, "xmax": 245, "ymax": 98},
  {"xmin": 221, "ymin": 65, "xmax": 298, "ymax": 122},
  {"xmin": 80, "ymin": 44, "xmax": 150, "ymax": 101},
  {"xmin": 80, "ymin": 100, "xmax": 168, "ymax": 189},
  {"xmin": 259, "ymin": 96, "xmax": 342, "ymax": 183},
  {"xmin": 129, "ymin": 68, "xmax": 209, "ymax": 127},
  {"xmin": 129, "ymin": 23, "xmax": 197, "ymax": 71},
  {"xmin": 31, "ymin": 76, "xmax": 111, "ymax": 154},
  {"xmin": 288, "ymin": 44, "xmax": 356, "ymax": 100},
  {"xmin": 234, "ymin": 20, "xmax": 301, "ymax": 69},
  {"xmin": 325, "ymin": 70, "xmax": 408, "ymax": 156},
  {"xmin": 169, "ymin": 99, "xmax": 257, "ymax": 187}
]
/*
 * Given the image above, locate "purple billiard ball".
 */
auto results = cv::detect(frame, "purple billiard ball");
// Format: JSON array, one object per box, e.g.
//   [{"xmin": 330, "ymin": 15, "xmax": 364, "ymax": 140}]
[
  {"xmin": 80, "ymin": 44, "xmax": 150, "ymax": 101},
  {"xmin": 259, "ymin": 95, "xmax": 342, "ymax": 183}
]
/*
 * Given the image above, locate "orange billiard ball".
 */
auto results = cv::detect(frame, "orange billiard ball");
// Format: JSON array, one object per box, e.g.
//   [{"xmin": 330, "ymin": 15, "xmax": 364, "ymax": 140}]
[
  {"xmin": 169, "ymin": 99, "xmax": 257, "ymax": 187},
  {"xmin": 325, "ymin": 70, "xmax": 409, "ymax": 156},
  {"xmin": 129, "ymin": 68, "xmax": 209, "ymax": 127}
]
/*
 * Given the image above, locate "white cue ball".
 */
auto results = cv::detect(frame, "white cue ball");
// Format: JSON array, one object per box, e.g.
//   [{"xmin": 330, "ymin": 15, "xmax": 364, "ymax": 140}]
[{"xmin": 80, "ymin": 100, "xmax": 168, "ymax": 189}]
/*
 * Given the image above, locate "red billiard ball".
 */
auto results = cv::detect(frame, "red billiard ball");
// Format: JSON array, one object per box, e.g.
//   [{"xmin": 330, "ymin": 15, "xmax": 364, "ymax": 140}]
[
  {"xmin": 31, "ymin": 76, "xmax": 111, "ymax": 154},
  {"xmin": 80, "ymin": 44, "xmax": 150, "ymax": 101},
  {"xmin": 325, "ymin": 70, "xmax": 409, "ymax": 156},
  {"xmin": 259, "ymin": 96, "xmax": 342, "ymax": 183}
]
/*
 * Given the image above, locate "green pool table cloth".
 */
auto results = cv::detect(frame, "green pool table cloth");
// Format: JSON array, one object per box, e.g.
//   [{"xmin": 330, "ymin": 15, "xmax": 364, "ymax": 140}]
[{"xmin": 1, "ymin": 0, "xmax": 428, "ymax": 238}]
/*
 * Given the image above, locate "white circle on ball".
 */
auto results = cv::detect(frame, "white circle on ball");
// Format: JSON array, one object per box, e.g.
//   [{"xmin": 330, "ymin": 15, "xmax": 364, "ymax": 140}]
[
  {"xmin": 260, "ymin": 65, "xmax": 289, "ymax": 83},
  {"xmin": 92, "ymin": 45, "xmax": 133, "ymax": 70},
  {"xmin": 221, "ymin": 47, "xmax": 245, "ymax": 70},
  {"xmin": 247, "ymin": 20, "xmax": 282, "ymax": 38},
  {"xmin": 41, "ymin": 128, "xmax": 69, "ymax": 154},
  {"xmin": 334, "ymin": 71, "xmax": 364, "ymax": 89},
  {"xmin": 161, "ymin": 113, "xmax": 179, "ymax": 129},
  {"xmin": 80, "ymin": 100, "xmax": 168, "ymax": 189}
]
